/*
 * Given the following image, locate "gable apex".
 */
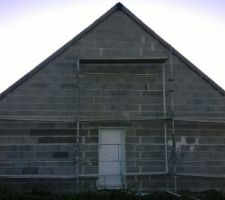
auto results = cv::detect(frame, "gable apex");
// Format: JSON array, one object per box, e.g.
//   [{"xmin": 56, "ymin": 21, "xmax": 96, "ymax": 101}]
[{"xmin": 116, "ymin": 2, "xmax": 124, "ymax": 10}]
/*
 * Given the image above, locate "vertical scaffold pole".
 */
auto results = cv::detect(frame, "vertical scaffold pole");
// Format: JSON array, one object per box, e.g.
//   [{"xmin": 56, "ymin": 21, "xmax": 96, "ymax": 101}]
[
  {"xmin": 75, "ymin": 53, "xmax": 80, "ymax": 193},
  {"xmin": 169, "ymin": 47, "xmax": 177, "ymax": 193},
  {"xmin": 162, "ymin": 63, "xmax": 168, "ymax": 173},
  {"xmin": 76, "ymin": 120, "xmax": 80, "ymax": 193}
]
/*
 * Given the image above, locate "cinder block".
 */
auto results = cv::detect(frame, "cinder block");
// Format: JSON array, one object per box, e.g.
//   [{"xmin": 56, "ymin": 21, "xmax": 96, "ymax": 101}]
[
  {"xmin": 38, "ymin": 167, "xmax": 54, "ymax": 175},
  {"xmin": 4, "ymin": 168, "xmax": 22, "ymax": 175},
  {"xmin": 35, "ymin": 152, "xmax": 53, "ymax": 160},
  {"xmin": 126, "ymin": 137, "xmax": 139, "ymax": 143},
  {"xmin": 38, "ymin": 137, "xmax": 76, "ymax": 143},
  {"xmin": 126, "ymin": 152, "xmax": 139, "ymax": 159},
  {"xmin": 142, "ymin": 50, "xmax": 169, "ymax": 57},
  {"xmin": 7, "ymin": 152, "xmax": 34, "ymax": 160},
  {"xmin": 126, "ymin": 181, "xmax": 140, "ymax": 190},
  {"xmin": 141, "ymin": 137, "xmax": 164, "ymax": 144},
  {"xmin": 126, "ymin": 167, "xmax": 139, "ymax": 173},
  {"xmin": 79, "ymin": 48, "xmax": 101, "ymax": 58},
  {"xmin": 141, "ymin": 166, "xmax": 165, "ymax": 174},
  {"xmin": 53, "ymin": 152, "xmax": 69, "ymax": 159},
  {"xmin": 85, "ymin": 152, "xmax": 98, "ymax": 159},
  {"xmin": 137, "ymin": 145, "xmax": 165, "ymax": 151},
  {"xmin": 102, "ymin": 48, "xmax": 139, "ymax": 58},
  {"xmin": 85, "ymin": 137, "xmax": 98, "ymax": 143},
  {"xmin": 141, "ymin": 151, "xmax": 165, "ymax": 159},
  {"xmin": 126, "ymin": 144, "xmax": 136, "ymax": 151},
  {"xmin": 88, "ymin": 145, "xmax": 98, "ymax": 151},
  {"xmin": 53, "ymin": 166, "xmax": 74, "ymax": 175},
  {"xmin": 22, "ymin": 167, "xmax": 38, "ymax": 174},
  {"xmin": 83, "ymin": 166, "xmax": 98, "ymax": 174}
]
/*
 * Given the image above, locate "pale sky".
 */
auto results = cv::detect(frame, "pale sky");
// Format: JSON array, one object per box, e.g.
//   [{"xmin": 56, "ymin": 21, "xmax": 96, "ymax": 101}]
[{"xmin": 0, "ymin": 0, "xmax": 225, "ymax": 93}]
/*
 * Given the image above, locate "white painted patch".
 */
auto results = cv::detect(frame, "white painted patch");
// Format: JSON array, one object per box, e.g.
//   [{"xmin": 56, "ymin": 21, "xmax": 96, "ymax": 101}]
[
  {"xmin": 189, "ymin": 138, "xmax": 199, "ymax": 152},
  {"xmin": 167, "ymin": 139, "xmax": 173, "ymax": 147},
  {"xmin": 190, "ymin": 145, "xmax": 195, "ymax": 152},
  {"xmin": 176, "ymin": 136, "xmax": 187, "ymax": 149},
  {"xmin": 194, "ymin": 138, "xmax": 199, "ymax": 145}
]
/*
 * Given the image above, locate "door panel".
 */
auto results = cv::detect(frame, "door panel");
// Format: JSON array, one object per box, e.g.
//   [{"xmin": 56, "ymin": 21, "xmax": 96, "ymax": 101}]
[{"xmin": 98, "ymin": 128, "xmax": 124, "ymax": 188}]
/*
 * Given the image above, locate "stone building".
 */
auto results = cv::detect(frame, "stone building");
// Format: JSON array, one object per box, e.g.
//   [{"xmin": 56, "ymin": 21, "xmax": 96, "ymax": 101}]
[{"xmin": 0, "ymin": 2, "xmax": 225, "ymax": 192}]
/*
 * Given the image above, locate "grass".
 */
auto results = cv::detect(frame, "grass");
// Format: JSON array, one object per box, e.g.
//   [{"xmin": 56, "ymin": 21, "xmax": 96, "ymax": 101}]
[{"xmin": 0, "ymin": 188, "xmax": 225, "ymax": 200}]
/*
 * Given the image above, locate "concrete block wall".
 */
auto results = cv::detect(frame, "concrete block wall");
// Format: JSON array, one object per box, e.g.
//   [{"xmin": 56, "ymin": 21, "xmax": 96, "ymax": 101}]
[
  {"xmin": 0, "ymin": 10, "xmax": 171, "ymax": 120},
  {"xmin": 125, "ymin": 175, "xmax": 169, "ymax": 192},
  {"xmin": 0, "ymin": 120, "xmax": 99, "ymax": 192},
  {"xmin": 0, "ymin": 119, "xmax": 168, "ymax": 191},
  {"xmin": 70, "ymin": 11, "xmax": 169, "ymax": 59},
  {"xmin": 125, "ymin": 120, "xmax": 225, "ymax": 192},
  {"xmin": 0, "ymin": 119, "xmax": 225, "ymax": 192},
  {"xmin": 1, "ymin": 9, "xmax": 223, "ymax": 121},
  {"xmin": 0, "ymin": 120, "xmax": 76, "ymax": 178},
  {"xmin": 125, "ymin": 120, "xmax": 167, "ymax": 174},
  {"xmin": 77, "ymin": 120, "xmax": 169, "ymax": 192},
  {"xmin": 79, "ymin": 63, "xmax": 167, "ymax": 120},
  {"xmin": 0, "ymin": 7, "xmax": 225, "ymax": 193},
  {"xmin": 80, "ymin": 120, "xmax": 168, "ymax": 175},
  {"xmin": 0, "ymin": 120, "xmax": 100, "ymax": 178},
  {"xmin": 0, "ymin": 56, "xmax": 78, "ymax": 119},
  {"xmin": 173, "ymin": 57, "xmax": 225, "ymax": 119},
  {"xmin": 169, "ymin": 121, "xmax": 225, "ymax": 176},
  {"xmin": 0, "ymin": 177, "xmax": 97, "ymax": 192}
]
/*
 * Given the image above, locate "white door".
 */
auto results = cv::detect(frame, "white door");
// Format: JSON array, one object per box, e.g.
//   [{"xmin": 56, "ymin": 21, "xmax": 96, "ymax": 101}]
[{"xmin": 98, "ymin": 128, "xmax": 125, "ymax": 188}]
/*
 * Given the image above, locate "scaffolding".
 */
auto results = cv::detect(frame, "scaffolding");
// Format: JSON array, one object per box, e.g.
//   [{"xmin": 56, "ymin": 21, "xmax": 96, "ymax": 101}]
[
  {"xmin": 75, "ymin": 57, "xmax": 169, "ymax": 191},
  {"xmin": 64, "ymin": 55, "xmax": 225, "ymax": 192},
  {"xmin": 75, "ymin": 55, "xmax": 80, "ymax": 193},
  {"xmin": 0, "ymin": 54, "xmax": 225, "ymax": 193}
]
